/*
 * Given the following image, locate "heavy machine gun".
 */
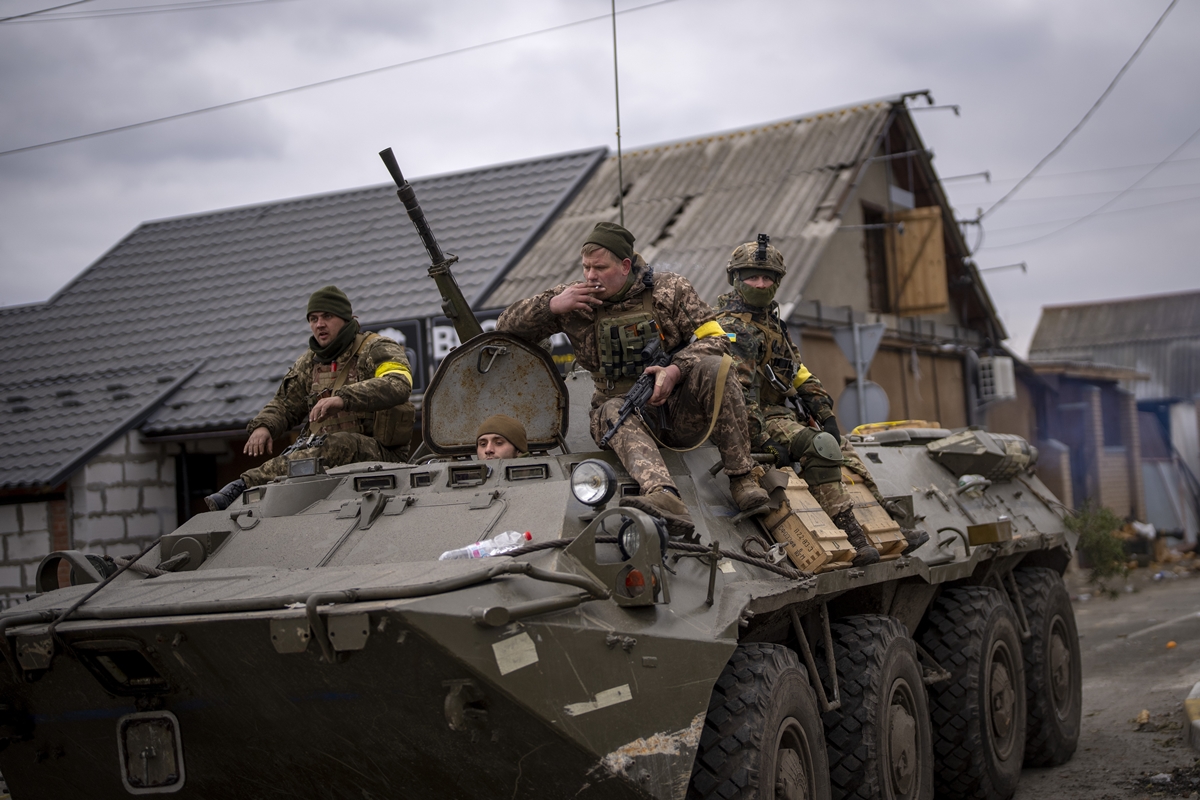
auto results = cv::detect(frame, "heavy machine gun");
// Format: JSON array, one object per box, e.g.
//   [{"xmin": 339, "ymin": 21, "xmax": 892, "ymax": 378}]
[{"xmin": 378, "ymin": 147, "xmax": 483, "ymax": 344}]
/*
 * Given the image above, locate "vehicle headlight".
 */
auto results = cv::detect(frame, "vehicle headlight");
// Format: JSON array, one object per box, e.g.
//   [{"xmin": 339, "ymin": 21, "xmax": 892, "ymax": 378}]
[{"xmin": 571, "ymin": 459, "xmax": 617, "ymax": 506}]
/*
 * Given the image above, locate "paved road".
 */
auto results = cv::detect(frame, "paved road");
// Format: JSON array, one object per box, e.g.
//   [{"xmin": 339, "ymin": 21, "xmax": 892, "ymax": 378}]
[{"xmin": 1015, "ymin": 568, "xmax": 1200, "ymax": 799}]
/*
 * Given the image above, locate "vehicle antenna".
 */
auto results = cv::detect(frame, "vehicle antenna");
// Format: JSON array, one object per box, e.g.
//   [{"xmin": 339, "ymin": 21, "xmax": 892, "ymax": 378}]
[{"xmin": 610, "ymin": 0, "xmax": 625, "ymax": 227}]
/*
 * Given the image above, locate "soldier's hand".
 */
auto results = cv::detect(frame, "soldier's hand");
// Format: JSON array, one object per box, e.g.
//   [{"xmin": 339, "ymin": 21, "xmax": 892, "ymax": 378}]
[
  {"xmin": 310, "ymin": 395, "xmax": 345, "ymax": 423},
  {"xmin": 244, "ymin": 427, "xmax": 273, "ymax": 457},
  {"xmin": 646, "ymin": 364, "xmax": 681, "ymax": 407},
  {"xmin": 549, "ymin": 282, "xmax": 604, "ymax": 315},
  {"xmin": 821, "ymin": 415, "xmax": 842, "ymax": 442}
]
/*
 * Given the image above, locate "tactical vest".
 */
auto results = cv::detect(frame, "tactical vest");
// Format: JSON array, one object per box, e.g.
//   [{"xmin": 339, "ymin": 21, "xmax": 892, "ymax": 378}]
[
  {"xmin": 591, "ymin": 289, "xmax": 660, "ymax": 395},
  {"xmin": 726, "ymin": 312, "xmax": 799, "ymax": 407},
  {"xmin": 309, "ymin": 333, "xmax": 378, "ymax": 436}
]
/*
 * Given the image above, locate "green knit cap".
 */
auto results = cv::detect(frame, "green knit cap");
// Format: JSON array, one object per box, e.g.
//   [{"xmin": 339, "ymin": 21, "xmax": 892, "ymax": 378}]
[
  {"xmin": 307, "ymin": 285, "xmax": 353, "ymax": 321},
  {"xmin": 583, "ymin": 222, "xmax": 636, "ymax": 263}
]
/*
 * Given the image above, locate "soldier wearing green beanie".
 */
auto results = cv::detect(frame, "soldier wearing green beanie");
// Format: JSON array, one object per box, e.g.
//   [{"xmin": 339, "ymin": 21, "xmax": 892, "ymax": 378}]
[
  {"xmin": 205, "ymin": 286, "xmax": 417, "ymax": 510},
  {"xmin": 497, "ymin": 221, "xmax": 769, "ymax": 537}
]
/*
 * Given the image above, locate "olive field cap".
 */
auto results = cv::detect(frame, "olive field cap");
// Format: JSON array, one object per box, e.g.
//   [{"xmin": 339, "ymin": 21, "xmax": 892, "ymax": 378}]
[
  {"xmin": 307, "ymin": 285, "xmax": 353, "ymax": 321},
  {"xmin": 583, "ymin": 222, "xmax": 636, "ymax": 263},
  {"xmin": 476, "ymin": 414, "xmax": 528, "ymax": 453}
]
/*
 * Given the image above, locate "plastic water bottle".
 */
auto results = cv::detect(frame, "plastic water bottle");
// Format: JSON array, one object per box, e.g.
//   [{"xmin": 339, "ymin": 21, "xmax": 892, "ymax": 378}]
[{"xmin": 438, "ymin": 531, "xmax": 533, "ymax": 561}]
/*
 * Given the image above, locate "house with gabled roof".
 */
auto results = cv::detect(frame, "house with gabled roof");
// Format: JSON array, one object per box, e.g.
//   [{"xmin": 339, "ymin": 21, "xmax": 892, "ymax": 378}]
[
  {"xmin": 0, "ymin": 148, "xmax": 604, "ymax": 606},
  {"xmin": 0, "ymin": 92, "xmax": 1036, "ymax": 606},
  {"xmin": 1030, "ymin": 290, "xmax": 1200, "ymax": 539}
]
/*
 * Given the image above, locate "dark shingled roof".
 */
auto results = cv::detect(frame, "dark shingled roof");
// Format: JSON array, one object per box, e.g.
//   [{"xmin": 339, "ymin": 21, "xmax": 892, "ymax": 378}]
[{"xmin": 0, "ymin": 147, "xmax": 605, "ymax": 489}]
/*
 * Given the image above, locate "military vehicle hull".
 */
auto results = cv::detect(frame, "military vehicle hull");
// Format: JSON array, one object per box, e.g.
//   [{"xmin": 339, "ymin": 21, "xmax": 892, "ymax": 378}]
[{"xmin": 0, "ymin": 334, "xmax": 1079, "ymax": 800}]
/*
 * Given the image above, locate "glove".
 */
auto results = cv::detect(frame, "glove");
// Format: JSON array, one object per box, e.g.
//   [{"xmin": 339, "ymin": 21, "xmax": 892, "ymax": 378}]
[
  {"xmin": 761, "ymin": 437, "xmax": 792, "ymax": 469},
  {"xmin": 821, "ymin": 416, "xmax": 841, "ymax": 442}
]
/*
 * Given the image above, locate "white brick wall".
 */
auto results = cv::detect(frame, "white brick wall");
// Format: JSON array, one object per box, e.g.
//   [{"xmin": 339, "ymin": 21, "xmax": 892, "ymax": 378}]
[
  {"xmin": 125, "ymin": 460, "xmax": 159, "ymax": 483},
  {"xmin": 0, "ymin": 506, "xmax": 17, "ymax": 535},
  {"xmin": 85, "ymin": 461, "xmax": 123, "ymax": 487},
  {"xmin": 7, "ymin": 531, "xmax": 52, "ymax": 562},
  {"xmin": 0, "ymin": 565, "xmax": 22, "ymax": 590},
  {"xmin": 105, "ymin": 486, "xmax": 140, "ymax": 514}
]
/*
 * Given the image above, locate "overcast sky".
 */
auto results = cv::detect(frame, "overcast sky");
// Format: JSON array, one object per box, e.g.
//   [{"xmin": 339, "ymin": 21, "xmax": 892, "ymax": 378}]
[{"xmin": 1, "ymin": 0, "xmax": 1197, "ymax": 355}]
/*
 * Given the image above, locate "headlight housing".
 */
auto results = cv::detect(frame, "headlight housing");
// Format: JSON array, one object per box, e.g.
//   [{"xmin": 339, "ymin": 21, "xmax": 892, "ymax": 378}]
[{"xmin": 571, "ymin": 459, "xmax": 617, "ymax": 507}]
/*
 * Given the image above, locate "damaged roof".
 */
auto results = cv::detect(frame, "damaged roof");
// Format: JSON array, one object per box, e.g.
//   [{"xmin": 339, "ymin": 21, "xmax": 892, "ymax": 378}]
[
  {"xmin": 484, "ymin": 101, "xmax": 891, "ymax": 310},
  {"xmin": 0, "ymin": 148, "xmax": 605, "ymax": 489}
]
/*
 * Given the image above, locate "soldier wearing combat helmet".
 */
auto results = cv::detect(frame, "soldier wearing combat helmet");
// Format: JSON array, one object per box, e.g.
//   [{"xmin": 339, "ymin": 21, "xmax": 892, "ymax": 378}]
[
  {"xmin": 716, "ymin": 235, "xmax": 928, "ymax": 565},
  {"xmin": 497, "ymin": 222, "xmax": 769, "ymax": 537},
  {"xmin": 205, "ymin": 286, "xmax": 416, "ymax": 511}
]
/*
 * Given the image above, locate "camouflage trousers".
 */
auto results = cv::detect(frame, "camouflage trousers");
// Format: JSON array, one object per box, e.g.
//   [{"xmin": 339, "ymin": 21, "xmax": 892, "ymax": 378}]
[
  {"xmin": 242, "ymin": 432, "xmax": 405, "ymax": 488},
  {"xmin": 759, "ymin": 414, "xmax": 885, "ymax": 518},
  {"xmin": 590, "ymin": 355, "xmax": 755, "ymax": 494}
]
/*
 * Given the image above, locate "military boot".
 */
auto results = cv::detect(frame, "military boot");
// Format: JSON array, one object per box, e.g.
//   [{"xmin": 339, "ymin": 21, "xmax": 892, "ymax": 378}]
[
  {"xmin": 727, "ymin": 469, "xmax": 770, "ymax": 512},
  {"xmin": 832, "ymin": 508, "xmax": 880, "ymax": 566},
  {"xmin": 204, "ymin": 479, "xmax": 247, "ymax": 512},
  {"xmin": 621, "ymin": 487, "xmax": 695, "ymax": 538},
  {"xmin": 900, "ymin": 527, "xmax": 930, "ymax": 555}
]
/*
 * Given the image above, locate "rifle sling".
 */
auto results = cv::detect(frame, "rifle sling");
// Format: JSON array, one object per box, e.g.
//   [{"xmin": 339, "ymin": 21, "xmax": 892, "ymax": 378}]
[{"xmin": 646, "ymin": 353, "xmax": 733, "ymax": 453}]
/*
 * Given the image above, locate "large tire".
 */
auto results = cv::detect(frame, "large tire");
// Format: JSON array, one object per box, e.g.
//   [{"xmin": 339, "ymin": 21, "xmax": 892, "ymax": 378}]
[
  {"xmin": 690, "ymin": 643, "xmax": 832, "ymax": 800},
  {"xmin": 919, "ymin": 586, "xmax": 1026, "ymax": 800},
  {"xmin": 817, "ymin": 615, "xmax": 933, "ymax": 800},
  {"xmin": 1014, "ymin": 567, "xmax": 1081, "ymax": 766}
]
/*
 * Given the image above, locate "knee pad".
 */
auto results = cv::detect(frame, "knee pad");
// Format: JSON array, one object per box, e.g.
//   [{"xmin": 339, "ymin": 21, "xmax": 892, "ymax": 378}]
[{"xmin": 803, "ymin": 463, "xmax": 843, "ymax": 487}]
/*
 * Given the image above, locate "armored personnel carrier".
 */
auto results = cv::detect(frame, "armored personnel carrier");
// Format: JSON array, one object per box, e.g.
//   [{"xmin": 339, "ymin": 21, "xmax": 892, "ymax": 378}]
[{"xmin": 0, "ymin": 164, "xmax": 1079, "ymax": 800}]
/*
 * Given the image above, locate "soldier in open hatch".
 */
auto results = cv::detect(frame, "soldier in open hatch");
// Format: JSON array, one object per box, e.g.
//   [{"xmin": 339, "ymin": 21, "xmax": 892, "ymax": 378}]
[
  {"xmin": 476, "ymin": 414, "xmax": 527, "ymax": 461},
  {"xmin": 205, "ymin": 286, "xmax": 416, "ymax": 511},
  {"xmin": 715, "ymin": 237, "xmax": 929, "ymax": 565},
  {"xmin": 497, "ymin": 222, "xmax": 768, "ymax": 537}
]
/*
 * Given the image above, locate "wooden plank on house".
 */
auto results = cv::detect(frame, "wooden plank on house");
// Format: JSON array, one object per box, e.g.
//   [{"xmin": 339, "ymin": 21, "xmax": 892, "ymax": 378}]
[{"xmin": 887, "ymin": 206, "xmax": 949, "ymax": 316}]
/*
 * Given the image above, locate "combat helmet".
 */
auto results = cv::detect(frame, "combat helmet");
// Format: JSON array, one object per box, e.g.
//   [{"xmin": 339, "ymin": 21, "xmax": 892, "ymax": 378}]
[{"xmin": 726, "ymin": 233, "xmax": 785, "ymax": 285}]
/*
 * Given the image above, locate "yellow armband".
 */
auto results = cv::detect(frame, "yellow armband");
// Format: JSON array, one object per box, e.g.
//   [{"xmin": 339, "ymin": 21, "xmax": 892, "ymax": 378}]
[
  {"xmin": 793, "ymin": 364, "xmax": 813, "ymax": 388},
  {"xmin": 374, "ymin": 361, "xmax": 412, "ymax": 383},
  {"xmin": 694, "ymin": 320, "xmax": 728, "ymax": 340}
]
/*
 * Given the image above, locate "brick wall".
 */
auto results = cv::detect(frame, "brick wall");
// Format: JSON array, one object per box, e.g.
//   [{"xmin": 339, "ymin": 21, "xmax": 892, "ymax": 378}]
[
  {"xmin": 1098, "ymin": 447, "xmax": 1132, "ymax": 519},
  {"xmin": 68, "ymin": 431, "xmax": 177, "ymax": 558},
  {"xmin": 1036, "ymin": 439, "xmax": 1073, "ymax": 510},
  {"xmin": 0, "ymin": 500, "xmax": 56, "ymax": 608}
]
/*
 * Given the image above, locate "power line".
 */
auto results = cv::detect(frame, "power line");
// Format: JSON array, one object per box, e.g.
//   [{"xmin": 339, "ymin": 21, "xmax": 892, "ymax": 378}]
[
  {"xmin": 950, "ymin": 156, "xmax": 1200, "ymax": 190},
  {"xmin": 971, "ymin": 177, "xmax": 1200, "ymax": 207},
  {"xmin": 982, "ymin": 119, "xmax": 1200, "ymax": 246},
  {"xmin": 0, "ymin": 0, "xmax": 90, "ymax": 24},
  {"xmin": 981, "ymin": 193, "xmax": 1200, "ymax": 245},
  {"xmin": 0, "ymin": 0, "xmax": 683, "ymax": 159},
  {"xmin": 979, "ymin": 0, "xmax": 1179, "ymax": 220},
  {"xmin": 5, "ymin": 0, "xmax": 291, "ymax": 23}
]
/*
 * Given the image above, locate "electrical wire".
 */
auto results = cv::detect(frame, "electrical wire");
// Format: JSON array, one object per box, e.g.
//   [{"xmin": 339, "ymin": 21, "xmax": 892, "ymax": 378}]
[
  {"xmin": 981, "ymin": 193, "xmax": 1200, "ymax": 244},
  {"xmin": 981, "ymin": 119, "xmax": 1200, "ymax": 247},
  {"xmin": 0, "ymin": 0, "xmax": 91, "ymax": 23},
  {"xmin": 979, "ymin": 0, "xmax": 1179, "ymax": 221},
  {"xmin": 967, "ymin": 178, "xmax": 1200, "ymax": 207},
  {"xmin": 4, "ymin": 0, "xmax": 290, "ymax": 23},
  {"xmin": 954, "ymin": 156, "xmax": 1200, "ymax": 190},
  {"xmin": 0, "ymin": 0, "xmax": 684, "ymax": 159}
]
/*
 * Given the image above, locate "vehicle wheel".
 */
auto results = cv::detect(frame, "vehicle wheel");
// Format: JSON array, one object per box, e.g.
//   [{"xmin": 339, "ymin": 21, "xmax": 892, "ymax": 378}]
[
  {"xmin": 817, "ymin": 615, "xmax": 933, "ymax": 800},
  {"xmin": 919, "ymin": 586, "xmax": 1025, "ymax": 800},
  {"xmin": 1014, "ymin": 567, "xmax": 1081, "ymax": 766},
  {"xmin": 689, "ymin": 642, "xmax": 831, "ymax": 800}
]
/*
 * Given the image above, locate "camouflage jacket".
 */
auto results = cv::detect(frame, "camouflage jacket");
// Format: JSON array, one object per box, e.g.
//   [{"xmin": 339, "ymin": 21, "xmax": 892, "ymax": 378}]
[
  {"xmin": 497, "ymin": 257, "xmax": 728, "ymax": 401},
  {"xmin": 248, "ymin": 333, "xmax": 413, "ymax": 440},
  {"xmin": 714, "ymin": 291, "xmax": 835, "ymax": 425}
]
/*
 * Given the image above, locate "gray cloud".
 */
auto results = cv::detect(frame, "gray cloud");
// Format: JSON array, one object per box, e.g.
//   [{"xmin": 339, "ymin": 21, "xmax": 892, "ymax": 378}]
[{"xmin": 2, "ymin": 0, "xmax": 1198, "ymax": 357}]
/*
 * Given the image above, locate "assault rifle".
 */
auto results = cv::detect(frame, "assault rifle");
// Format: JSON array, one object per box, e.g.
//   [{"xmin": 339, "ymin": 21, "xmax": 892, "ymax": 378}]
[
  {"xmin": 764, "ymin": 364, "xmax": 818, "ymax": 428},
  {"xmin": 599, "ymin": 338, "xmax": 672, "ymax": 447}
]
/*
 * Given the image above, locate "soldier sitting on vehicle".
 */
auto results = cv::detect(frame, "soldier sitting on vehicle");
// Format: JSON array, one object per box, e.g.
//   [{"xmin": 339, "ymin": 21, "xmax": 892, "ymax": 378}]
[
  {"xmin": 715, "ymin": 236, "xmax": 929, "ymax": 565},
  {"xmin": 496, "ymin": 221, "xmax": 769, "ymax": 538},
  {"xmin": 476, "ymin": 414, "xmax": 527, "ymax": 461},
  {"xmin": 205, "ymin": 286, "xmax": 415, "ymax": 511}
]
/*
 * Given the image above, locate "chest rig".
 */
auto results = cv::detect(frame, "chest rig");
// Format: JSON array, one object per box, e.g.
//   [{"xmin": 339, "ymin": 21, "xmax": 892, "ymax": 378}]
[
  {"xmin": 729, "ymin": 310, "xmax": 799, "ymax": 406},
  {"xmin": 592, "ymin": 287, "xmax": 660, "ymax": 394},
  {"xmin": 309, "ymin": 333, "xmax": 378, "ymax": 435}
]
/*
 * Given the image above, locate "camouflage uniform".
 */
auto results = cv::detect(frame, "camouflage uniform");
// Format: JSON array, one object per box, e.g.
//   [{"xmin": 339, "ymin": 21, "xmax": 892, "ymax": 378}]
[
  {"xmin": 497, "ymin": 256, "xmax": 754, "ymax": 494},
  {"xmin": 715, "ymin": 291, "xmax": 888, "ymax": 516},
  {"xmin": 242, "ymin": 332, "xmax": 414, "ymax": 486}
]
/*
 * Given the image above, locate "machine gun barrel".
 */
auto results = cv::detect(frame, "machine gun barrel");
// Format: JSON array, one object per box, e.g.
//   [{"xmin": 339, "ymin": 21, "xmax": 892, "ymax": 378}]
[{"xmin": 378, "ymin": 147, "xmax": 483, "ymax": 342}]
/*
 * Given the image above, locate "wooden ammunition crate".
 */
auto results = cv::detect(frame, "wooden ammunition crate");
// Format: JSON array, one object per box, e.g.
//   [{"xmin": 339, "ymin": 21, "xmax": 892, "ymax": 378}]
[
  {"xmin": 759, "ymin": 472, "xmax": 854, "ymax": 572},
  {"xmin": 841, "ymin": 466, "xmax": 906, "ymax": 556}
]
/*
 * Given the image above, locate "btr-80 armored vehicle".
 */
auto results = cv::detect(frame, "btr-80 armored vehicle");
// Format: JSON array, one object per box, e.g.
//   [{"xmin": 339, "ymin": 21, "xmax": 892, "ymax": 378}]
[{"xmin": 0, "ymin": 158, "xmax": 1079, "ymax": 800}]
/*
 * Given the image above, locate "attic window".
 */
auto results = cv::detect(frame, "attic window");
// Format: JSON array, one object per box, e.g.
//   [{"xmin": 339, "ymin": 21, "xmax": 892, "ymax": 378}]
[{"xmin": 882, "ymin": 206, "xmax": 949, "ymax": 317}]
